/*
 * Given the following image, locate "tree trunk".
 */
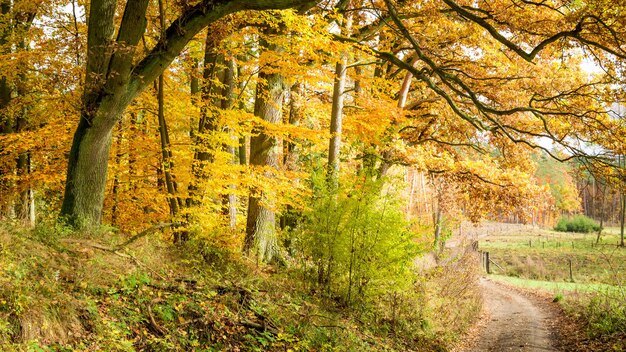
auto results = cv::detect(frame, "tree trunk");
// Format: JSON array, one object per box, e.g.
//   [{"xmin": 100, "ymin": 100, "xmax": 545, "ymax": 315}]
[
  {"xmin": 221, "ymin": 56, "xmax": 238, "ymax": 230},
  {"xmin": 157, "ymin": 74, "xmax": 180, "ymax": 218},
  {"xmin": 433, "ymin": 197, "xmax": 442, "ymax": 253},
  {"xmin": 243, "ymin": 50, "xmax": 285, "ymax": 263},
  {"xmin": 188, "ymin": 26, "xmax": 227, "ymax": 208},
  {"xmin": 60, "ymin": 110, "xmax": 119, "ymax": 226},
  {"xmin": 15, "ymin": 151, "xmax": 35, "ymax": 226},
  {"xmin": 280, "ymin": 82, "xmax": 305, "ymax": 230},
  {"xmin": 157, "ymin": 0, "xmax": 181, "ymax": 220},
  {"xmin": 327, "ymin": 6, "xmax": 352, "ymax": 185},
  {"xmin": 619, "ymin": 191, "xmax": 626, "ymax": 247},
  {"xmin": 111, "ymin": 119, "xmax": 123, "ymax": 226},
  {"xmin": 596, "ymin": 183, "xmax": 605, "ymax": 244},
  {"xmin": 327, "ymin": 58, "xmax": 347, "ymax": 186},
  {"xmin": 237, "ymin": 60, "xmax": 249, "ymax": 166}
]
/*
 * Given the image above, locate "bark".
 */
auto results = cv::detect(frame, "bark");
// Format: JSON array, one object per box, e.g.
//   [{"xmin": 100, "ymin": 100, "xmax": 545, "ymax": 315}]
[
  {"xmin": 157, "ymin": 0, "xmax": 181, "ymax": 220},
  {"xmin": 0, "ymin": 3, "xmax": 12, "ymax": 215},
  {"xmin": 218, "ymin": 56, "xmax": 238, "ymax": 229},
  {"xmin": 188, "ymin": 26, "xmax": 227, "ymax": 207},
  {"xmin": 61, "ymin": 0, "xmax": 317, "ymax": 227},
  {"xmin": 284, "ymin": 82, "xmax": 304, "ymax": 170},
  {"xmin": 430, "ymin": 174, "xmax": 444, "ymax": 253},
  {"xmin": 280, "ymin": 82, "xmax": 305, "ymax": 230},
  {"xmin": 596, "ymin": 183, "xmax": 606, "ymax": 245},
  {"xmin": 243, "ymin": 44, "xmax": 285, "ymax": 262},
  {"xmin": 327, "ymin": 57, "xmax": 347, "ymax": 186},
  {"xmin": 111, "ymin": 120, "xmax": 123, "ymax": 226},
  {"xmin": 157, "ymin": 74, "xmax": 180, "ymax": 217},
  {"xmin": 15, "ymin": 151, "xmax": 34, "ymax": 226},
  {"xmin": 237, "ymin": 60, "xmax": 249, "ymax": 166},
  {"xmin": 433, "ymin": 204, "xmax": 442, "ymax": 252},
  {"xmin": 61, "ymin": 0, "xmax": 149, "ymax": 226},
  {"xmin": 619, "ymin": 191, "xmax": 626, "ymax": 247},
  {"xmin": 327, "ymin": 0, "xmax": 353, "ymax": 185}
]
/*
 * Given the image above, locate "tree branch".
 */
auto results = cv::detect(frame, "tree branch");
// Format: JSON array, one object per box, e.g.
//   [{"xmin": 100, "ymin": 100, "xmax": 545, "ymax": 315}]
[{"xmin": 127, "ymin": 0, "xmax": 317, "ymax": 99}]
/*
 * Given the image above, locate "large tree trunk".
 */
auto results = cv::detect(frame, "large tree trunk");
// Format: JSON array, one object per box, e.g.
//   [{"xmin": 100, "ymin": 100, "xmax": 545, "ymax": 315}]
[
  {"xmin": 60, "ymin": 108, "xmax": 121, "ymax": 226},
  {"xmin": 243, "ymin": 54, "xmax": 285, "ymax": 263}
]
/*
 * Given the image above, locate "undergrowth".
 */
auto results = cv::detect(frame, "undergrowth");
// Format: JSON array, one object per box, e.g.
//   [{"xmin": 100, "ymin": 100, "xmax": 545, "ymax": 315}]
[{"xmin": 0, "ymin": 220, "xmax": 480, "ymax": 351}]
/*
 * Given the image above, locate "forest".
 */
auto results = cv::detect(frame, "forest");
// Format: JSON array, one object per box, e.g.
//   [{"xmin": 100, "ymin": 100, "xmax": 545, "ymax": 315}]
[{"xmin": 1, "ymin": 0, "xmax": 626, "ymax": 351}]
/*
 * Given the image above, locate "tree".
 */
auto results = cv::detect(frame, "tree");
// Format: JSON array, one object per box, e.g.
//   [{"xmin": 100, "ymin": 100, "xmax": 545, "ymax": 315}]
[
  {"xmin": 59, "ymin": 0, "xmax": 317, "ymax": 227},
  {"xmin": 243, "ymin": 35, "xmax": 286, "ymax": 262},
  {"xmin": 0, "ymin": 0, "xmax": 37, "ymax": 224}
]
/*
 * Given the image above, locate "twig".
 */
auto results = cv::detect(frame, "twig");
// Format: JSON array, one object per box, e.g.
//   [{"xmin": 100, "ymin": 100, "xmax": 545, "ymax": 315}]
[
  {"xmin": 240, "ymin": 319, "xmax": 279, "ymax": 335},
  {"xmin": 146, "ymin": 305, "xmax": 167, "ymax": 336},
  {"xmin": 114, "ymin": 222, "xmax": 173, "ymax": 250}
]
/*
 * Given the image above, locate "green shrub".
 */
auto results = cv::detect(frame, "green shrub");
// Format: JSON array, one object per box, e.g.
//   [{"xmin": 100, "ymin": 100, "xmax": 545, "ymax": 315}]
[
  {"xmin": 554, "ymin": 215, "xmax": 601, "ymax": 233},
  {"xmin": 293, "ymin": 174, "xmax": 421, "ymax": 306}
]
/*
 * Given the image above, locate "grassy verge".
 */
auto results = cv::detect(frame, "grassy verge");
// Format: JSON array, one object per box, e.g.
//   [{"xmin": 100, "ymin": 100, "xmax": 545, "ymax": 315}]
[
  {"xmin": 480, "ymin": 229, "xmax": 626, "ymax": 285},
  {"xmin": 489, "ymin": 275, "xmax": 618, "ymax": 294}
]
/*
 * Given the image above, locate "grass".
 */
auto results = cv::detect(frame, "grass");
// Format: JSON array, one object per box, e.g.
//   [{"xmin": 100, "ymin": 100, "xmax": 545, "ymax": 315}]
[
  {"xmin": 479, "ymin": 228, "xmax": 626, "ymax": 285},
  {"xmin": 0, "ymin": 222, "xmax": 481, "ymax": 351},
  {"xmin": 489, "ymin": 275, "xmax": 618, "ymax": 294}
]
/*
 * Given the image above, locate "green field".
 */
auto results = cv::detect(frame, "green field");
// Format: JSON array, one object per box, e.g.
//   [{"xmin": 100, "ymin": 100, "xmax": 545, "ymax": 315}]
[{"xmin": 479, "ymin": 227, "xmax": 626, "ymax": 286}]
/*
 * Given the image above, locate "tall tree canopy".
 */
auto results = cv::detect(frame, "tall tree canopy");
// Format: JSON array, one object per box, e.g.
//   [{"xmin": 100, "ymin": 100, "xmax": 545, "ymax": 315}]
[{"xmin": 1, "ymin": 0, "xmax": 625, "ymax": 256}]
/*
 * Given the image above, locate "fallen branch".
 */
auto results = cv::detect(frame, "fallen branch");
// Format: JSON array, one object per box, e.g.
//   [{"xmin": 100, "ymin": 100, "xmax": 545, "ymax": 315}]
[
  {"xmin": 146, "ymin": 305, "xmax": 167, "ymax": 336},
  {"xmin": 240, "ymin": 319, "xmax": 279, "ymax": 335},
  {"xmin": 114, "ymin": 222, "xmax": 173, "ymax": 250}
]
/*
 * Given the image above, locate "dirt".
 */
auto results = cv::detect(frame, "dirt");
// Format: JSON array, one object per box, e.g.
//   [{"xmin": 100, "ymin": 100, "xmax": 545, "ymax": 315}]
[{"xmin": 465, "ymin": 278, "xmax": 559, "ymax": 352}]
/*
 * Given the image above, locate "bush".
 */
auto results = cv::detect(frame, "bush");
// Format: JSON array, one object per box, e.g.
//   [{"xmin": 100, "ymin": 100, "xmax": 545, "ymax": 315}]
[
  {"xmin": 293, "ymin": 176, "xmax": 420, "ymax": 306},
  {"xmin": 554, "ymin": 215, "xmax": 601, "ymax": 233}
]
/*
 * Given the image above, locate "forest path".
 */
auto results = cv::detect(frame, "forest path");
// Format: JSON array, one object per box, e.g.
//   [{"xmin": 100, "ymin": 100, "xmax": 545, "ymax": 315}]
[{"xmin": 470, "ymin": 278, "xmax": 558, "ymax": 352}]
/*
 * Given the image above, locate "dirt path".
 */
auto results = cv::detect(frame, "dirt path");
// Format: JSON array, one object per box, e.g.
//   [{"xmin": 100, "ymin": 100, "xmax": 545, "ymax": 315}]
[{"xmin": 472, "ymin": 278, "xmax": 558, "ymax": 351}]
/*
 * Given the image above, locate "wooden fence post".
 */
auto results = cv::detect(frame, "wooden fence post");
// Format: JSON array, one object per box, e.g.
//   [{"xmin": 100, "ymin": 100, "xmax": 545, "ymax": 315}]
[{"xmin": 485, "ymin": 252, "xmax": 491, "ymax": 274}]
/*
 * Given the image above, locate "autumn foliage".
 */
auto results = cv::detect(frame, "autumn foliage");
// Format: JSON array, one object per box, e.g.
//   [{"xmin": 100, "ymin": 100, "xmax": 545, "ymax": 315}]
[{"xmin": 1, "ymin": 0, "xmax": 626, "ymax": 348}]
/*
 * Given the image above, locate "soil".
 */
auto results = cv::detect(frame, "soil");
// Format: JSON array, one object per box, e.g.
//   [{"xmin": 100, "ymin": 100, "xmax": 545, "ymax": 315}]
[{"xmin": 471, "ymin": 278, "xmax": 557, "ymax": 351}]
